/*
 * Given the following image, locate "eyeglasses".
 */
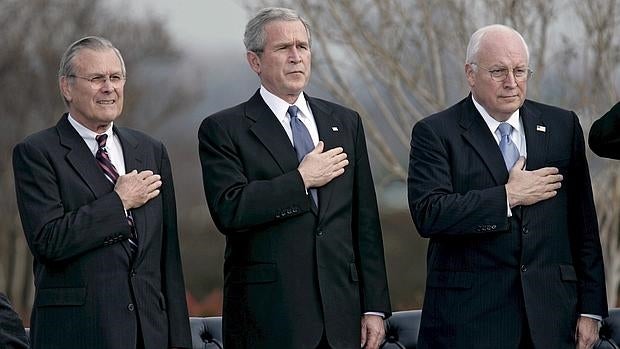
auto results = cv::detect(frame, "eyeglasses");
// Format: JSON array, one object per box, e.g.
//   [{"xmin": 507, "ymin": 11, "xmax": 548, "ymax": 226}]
[
  {"xmin": 68, "ymin": 73, "xmax": 126, "ymax": 88},
  {"xmin": 470, "ymin": 63, "xmax": 533, "ymax": 82}
]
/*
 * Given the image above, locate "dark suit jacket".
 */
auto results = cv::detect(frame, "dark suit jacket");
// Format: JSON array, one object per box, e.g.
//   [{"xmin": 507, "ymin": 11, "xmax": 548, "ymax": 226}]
[
  {"xmin": 408, "ymin": 96, "xmax": 607, "ymax": 349},
  {"xmin": 198, "ymin": 90, "xmax": 391, "ymax": 349},
  {"xmin": 12, "ymin": 114, "xmax": 191, "ymax": 349},
  {"xmin": 0, "ymin": 293, "xmax": 28, "ymax": 349},
  {"xmin": 589, "ymin": 101, "xmax": 620, "ymax": 158}
]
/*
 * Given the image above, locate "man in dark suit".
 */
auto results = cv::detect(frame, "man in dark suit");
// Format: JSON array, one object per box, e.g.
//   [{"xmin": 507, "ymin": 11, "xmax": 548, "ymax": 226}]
[
  {"xmin": 0, "ymin": 293, "xmax": 28, "ymax": 349},
  {"xmin": 589, "ymin": 101, "xmax": 620, "ymax": 157},
  {"xmin": 198, "ymin": 7, "xmax": 391, "ymax": 349},
  {"xmin": 408, "ymin": 25, "xmax": 607, "ymax": 349},
  {"xmin": 12, "ymin": 36, "xmax": 191, "ymax": 349}
]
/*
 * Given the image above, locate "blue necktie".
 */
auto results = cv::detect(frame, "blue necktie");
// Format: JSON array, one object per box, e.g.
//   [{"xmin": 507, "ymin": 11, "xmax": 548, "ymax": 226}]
[
  {"xmin": 498, "ymin": 123, "xmax": 519, "ymax": 170},
  {"xmin": 288, "ymin": 105, "xmax": 318, "ymax": 206}
]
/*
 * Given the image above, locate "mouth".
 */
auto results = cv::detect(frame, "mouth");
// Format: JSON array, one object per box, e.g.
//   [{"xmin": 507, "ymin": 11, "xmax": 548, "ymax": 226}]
[
  {"xmin": 97, "ymin": 99, "xmax": 116, "ymax": 105},
  {"xmin": 288, "ymin": 71, "xmax": 304, "ymax": 75}
]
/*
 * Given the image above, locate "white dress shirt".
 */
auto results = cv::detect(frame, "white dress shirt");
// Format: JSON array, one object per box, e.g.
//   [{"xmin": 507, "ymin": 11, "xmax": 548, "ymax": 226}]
[{"xmin": 68, "ymin": 114, "xmax": 126, "ymax": 176}]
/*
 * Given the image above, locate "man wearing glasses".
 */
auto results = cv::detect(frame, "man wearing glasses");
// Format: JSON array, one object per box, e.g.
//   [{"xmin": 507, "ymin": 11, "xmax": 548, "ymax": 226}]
[
  {"xmin": 408, "ymin": 25, "xmax": 607, "ymax": 349},
  {"xmin": 12, "ymin": 36, "xmax": 191, "ymax": 349}
]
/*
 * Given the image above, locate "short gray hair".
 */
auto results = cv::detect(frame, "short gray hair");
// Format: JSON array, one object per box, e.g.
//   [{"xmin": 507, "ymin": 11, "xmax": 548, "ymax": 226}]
[
  {"xmin": 58, "ymin": 36, "xmax": 125, "ymax": 106},
  {"xmin": 244, "ymin": 7, "xmax": 311, "ymax": 54},
  {"xmin": 465, "ymin": 24, "xmax": 530, "ymax": 65}
]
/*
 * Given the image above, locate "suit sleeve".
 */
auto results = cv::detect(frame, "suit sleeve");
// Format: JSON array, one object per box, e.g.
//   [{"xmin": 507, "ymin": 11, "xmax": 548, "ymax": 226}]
[
  {"xmin": 408, "ymin": 120, "xmax": 508, "ymax": 237},
  {"xmin": 198, "ymin": 116, "xmax": 311, "ymax": 234},
  {"xmin": 0, "ymin": 293, "xmax": 29, "ymax": 349},
  {"xmin": 158, "ymin": 144, "xmax": 192, "ymax": 348},
  {"xmin": 569, "ymin": 113, "xmax": 608, "ymax": 317},
  {"xmin": 352, "ymin": 116, "xmax": 392, "ymax": 316},
  {"xmin": 589, "ymin": 101, "xmax": 620, "ymax": 159},
  {"xmin": 12, "ymin": 140, "xmax": 130, "ymax": 263}
]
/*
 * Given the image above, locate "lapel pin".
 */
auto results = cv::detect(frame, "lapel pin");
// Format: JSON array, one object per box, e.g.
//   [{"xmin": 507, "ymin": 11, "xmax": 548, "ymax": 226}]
[
  {"xmin": 536, "ymin": 125, "xmax": 546, "ymax": 132},
  {"xmin": 332, "ymin": 127, "xmax": 339, "ymax": 132}
]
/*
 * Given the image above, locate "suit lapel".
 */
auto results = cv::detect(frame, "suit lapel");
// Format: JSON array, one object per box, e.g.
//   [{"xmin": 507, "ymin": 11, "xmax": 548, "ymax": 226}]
[
  {"xmin": 308, "ymin": 96, "xmax": 342, "ymax": 220},
  {"xmin": 520, "ymin": 102, "xmax": 547, "ymax": 170},
  {"xmin": 58, "ymin": 114, "xmax": 115, "ymax": 198},
  {"xmin": 459, "ymin": 98, "xmax": 508, "ymax": 185},
  {"xmin": 115, "ymin": 126, "xmax": 147, "ymax": 263},
  {"xmin": 247, "ymin": 91, "xmax": 300, "ymax": 174}
]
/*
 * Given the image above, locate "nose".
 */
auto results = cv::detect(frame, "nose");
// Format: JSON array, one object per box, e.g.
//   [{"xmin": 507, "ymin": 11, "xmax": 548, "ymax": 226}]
[
  {"xmin": 289, "ymin": 47, "xmax": 302, "ymax": 63},
  {"xmin": 503, "ymin": 70, "xmax": 518, "ymax": 88},
  {"xmin": 100, "ymin": 77, "xmax": 115, "ymax": 91}
]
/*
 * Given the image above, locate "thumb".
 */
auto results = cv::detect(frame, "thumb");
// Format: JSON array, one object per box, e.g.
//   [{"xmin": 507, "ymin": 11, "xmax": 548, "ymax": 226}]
[
  {"xmin": 361, "ymin": 321, "xmax": 367, "ymax": 347},
  {"xmin": 312, "ymin": 141, "xmax": 324, "ymax": 153},
  {"xmin": 511, "ymin": 156, "xmax": 526, "ymax": 171}
]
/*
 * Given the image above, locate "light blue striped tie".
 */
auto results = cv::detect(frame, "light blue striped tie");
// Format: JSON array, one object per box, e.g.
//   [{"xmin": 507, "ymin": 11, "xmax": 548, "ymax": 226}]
[{"xmin": 498, "ymin": 122, "xmax": 519, "ymax": 170}]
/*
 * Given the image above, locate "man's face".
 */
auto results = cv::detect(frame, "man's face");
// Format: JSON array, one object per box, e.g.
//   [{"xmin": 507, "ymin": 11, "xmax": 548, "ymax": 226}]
[
  {"xmin": 247, "ymin": 20, "xmax": 311, "ymax": 104},
  {"xmin": 60, "ymin": 48, "xmax": 125, "ymax": 133},
  {"xmin": 465, "ymin": 30, "xmax": 528, "ymax": 121}
]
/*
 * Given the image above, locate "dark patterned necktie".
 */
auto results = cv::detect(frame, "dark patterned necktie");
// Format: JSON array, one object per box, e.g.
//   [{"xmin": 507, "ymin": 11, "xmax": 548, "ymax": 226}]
[
  {"xmin": 288, "ymin": 105, "xmax": 318, "ymax": 206},
  {"xmin": 95, "ymin": 134, "xmax": 138, "ymax": 255}
]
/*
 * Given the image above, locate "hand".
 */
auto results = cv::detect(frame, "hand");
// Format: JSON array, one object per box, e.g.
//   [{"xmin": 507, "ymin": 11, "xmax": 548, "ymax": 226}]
[
  {"xmin": 361, "ymin": 314, "xmax": 385, "ymax": 349},
  {"xmin": 505, "ymin": 157, "xmax": 562, "ymax": 207},
  {"xmin": 114, "ymin": 170, "xmax": 162, "ymax": 210},
  {"xmin": 575, "ymin": 316, "xmax": 600, "ymax": 349},
  {"xmin": 298, "ymin": 141, "xmax": 348, "ymax": 189}
]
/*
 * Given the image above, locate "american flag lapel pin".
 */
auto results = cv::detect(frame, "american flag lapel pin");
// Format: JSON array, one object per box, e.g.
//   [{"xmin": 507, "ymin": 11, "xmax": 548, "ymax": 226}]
[
  {"xmin": 332, "ymin": 126, "xmax": 339, "ymax": 132},
  {"xmin": 536, "ymin": 125, "xmax": 546, "ymax": 132}
]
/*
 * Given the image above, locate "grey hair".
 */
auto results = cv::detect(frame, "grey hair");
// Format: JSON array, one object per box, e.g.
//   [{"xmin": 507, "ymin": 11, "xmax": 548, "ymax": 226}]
[
  {"xmin": 58, "ymin": 36, "xmax": 125, "ymax": 106},
  {"xmin": 243, "ymin": 7, "xmax": 311, "ymax": 54},
  {"xmin": 465, "ymin": 24, "xmax": 530, "ymax": 65}
]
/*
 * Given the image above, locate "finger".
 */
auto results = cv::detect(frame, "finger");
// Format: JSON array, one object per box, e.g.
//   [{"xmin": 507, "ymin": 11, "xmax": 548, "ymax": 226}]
[
  {"xmin": 323, "ymin": 146, "xmax": 344, "ymax": 157},
  {"xmin": 329, "ymin": 152, "xmax": 348, "ymax": 163},
  {"xmin": 137, "ymin": 170, "xmax": 154, "ymax": 179},
  {"xmin": 333, "ymin": 159, "xmax": 349, "ymax": 170},
  {"xmin": 147, "ymin": 189, "xmax": 160, "ymax": 200},
  {"xmin": 535, "ymin": 166, "xmax": 559, "ymax": 176},
  {"xmin": 147, "ymin": 180, "xmax": 163, "ymax": 192},
  {"xmin": 143, "ymin": 174, "xmax": 162, "ymax": 185}
]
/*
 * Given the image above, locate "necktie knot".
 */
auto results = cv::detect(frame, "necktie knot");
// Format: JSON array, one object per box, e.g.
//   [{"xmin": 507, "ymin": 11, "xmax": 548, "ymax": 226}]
[
  {"xmin": 498, "ymin": 122, "xmax": 513, "ymax": 138},
  {"xmin": 288, "ymin": 105, "xmax": 299, "ymax": 120},
  {"xmin": 96, "ymin": 134, "xmax": 108, "ymax": 149}
]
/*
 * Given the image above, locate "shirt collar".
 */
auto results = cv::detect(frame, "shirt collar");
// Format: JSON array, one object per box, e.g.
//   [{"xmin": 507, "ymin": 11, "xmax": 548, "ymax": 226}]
[
  {"xmin": 260, "ymin": 85, "xmax": 311, "ymax": 122},
  {"xmin": 471, "ymin": 95, "xmax": 522, "ymax": 135},
  {"xmin": 67, "ymin": 113, "xmax": 114, "ymax": 142}
]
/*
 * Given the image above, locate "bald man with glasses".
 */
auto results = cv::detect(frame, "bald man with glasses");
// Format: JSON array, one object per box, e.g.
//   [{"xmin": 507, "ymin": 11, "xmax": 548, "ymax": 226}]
[{"xmin": 408, "ymin": 24, "xmax": 607, "ymax": 349}]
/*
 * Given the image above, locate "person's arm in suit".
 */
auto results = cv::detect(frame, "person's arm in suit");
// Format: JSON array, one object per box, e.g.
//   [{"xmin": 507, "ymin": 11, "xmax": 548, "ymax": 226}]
[
  {"xmin": 12, "ymin": 140, "xmax": 131, "ymax": 263},
  {"xmin": 198, "ymin": 115, "xmax": 314, "ymax": 233},
  {"xmin": 157, "ymin": 143, "xmax": 192, "ymax": 349},
  {"xmin": 408, "ymin": 120, "xmax": 509, "ymax": 236},
  {"xmin": 567, "ymin": 113, "xmax": 608, "ymax": 347},
  {"xmin": 351, "ymin": 116, "xmax": 391, "ymax": 348},
  {"xmin": 0, "ymin": 293, "xmax": 29, "ymax": 349},
  {"xmin": 589, "ymin": 101, "xmax": 620, "ymax": 159}
]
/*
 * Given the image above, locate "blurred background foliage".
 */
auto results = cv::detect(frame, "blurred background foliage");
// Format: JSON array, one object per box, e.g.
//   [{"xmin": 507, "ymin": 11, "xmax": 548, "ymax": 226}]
[{"xmin": 1, "ymin": 0, "xmax": 620, "ymax": 323}]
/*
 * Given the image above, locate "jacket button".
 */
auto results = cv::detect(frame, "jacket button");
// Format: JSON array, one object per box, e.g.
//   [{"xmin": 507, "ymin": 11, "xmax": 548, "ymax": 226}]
[
  {"xmin": 521, "ymin": 265, "xmax": 527, "ymax": 272},
  {"xmin": 316, "ymin": 230, "xmax": 324, "ymax": 236},
  {"xmin": 130, "ymin": 270, "xmax": 136, "ymax": 277},
  {"xmin": 522, "ymin": 227, "xmax": 529, "ymax": 234},
  {"xmin": 127, "ymin": 303, "xmax": 135, "ymax": 311}
]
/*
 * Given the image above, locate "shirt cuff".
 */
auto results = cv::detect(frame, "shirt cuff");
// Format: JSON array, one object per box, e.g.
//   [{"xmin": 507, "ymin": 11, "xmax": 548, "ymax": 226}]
[
  {"xmin": 364, "ymin": 312, "xmax": 385, "ymax": 318},
  {"xmin": 580, "ymin": 314, "xmax": 603, "ymax": 322}
]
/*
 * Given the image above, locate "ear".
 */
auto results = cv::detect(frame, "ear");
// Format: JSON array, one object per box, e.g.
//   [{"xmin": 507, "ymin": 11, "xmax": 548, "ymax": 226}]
[
  {"xmin": 465, "ymin": 63, "xmax": 476, "ymax": 88},
  {"xmin": 246, "ymin": 51, "xmax": 261, "ymax": 75},
  {"xmin": 59, "ymin": 76, "xmax": 73, "ymax": 103}
]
